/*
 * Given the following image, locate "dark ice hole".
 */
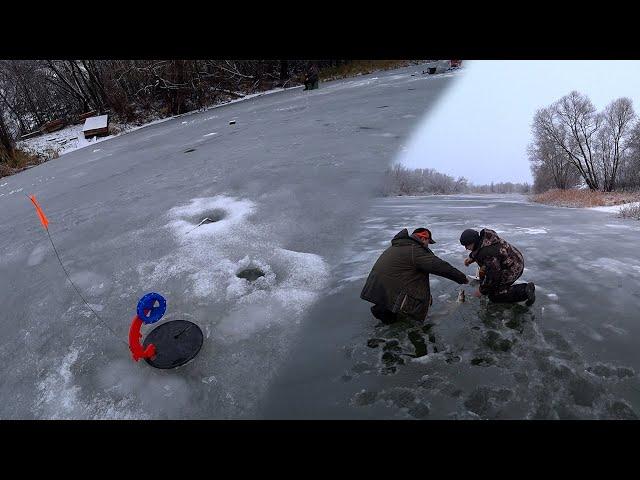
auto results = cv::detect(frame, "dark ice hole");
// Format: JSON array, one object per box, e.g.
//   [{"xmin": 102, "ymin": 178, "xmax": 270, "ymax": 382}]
[{"xmin": 237, "ymin": 267, "xmax": 266, "ymax": 282}]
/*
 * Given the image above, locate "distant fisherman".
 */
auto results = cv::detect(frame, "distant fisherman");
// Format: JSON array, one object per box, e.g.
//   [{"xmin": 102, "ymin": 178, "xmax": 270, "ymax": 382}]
[
  {"xmin": 303, "ymin": 63, "xmax": 319, "ymax": 91},
  {"xmin": 459, "ymin": 228, "xmax": 535, "ymax": 305},
  {"xmin": 361, "ymin": 228, "xmax": 469, "ymax": 324}
]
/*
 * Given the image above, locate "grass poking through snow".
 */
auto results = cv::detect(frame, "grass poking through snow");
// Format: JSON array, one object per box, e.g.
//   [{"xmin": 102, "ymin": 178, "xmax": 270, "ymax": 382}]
[
  {"xmin": 532, "ymin": 189, "xmax": 640, "ymax": 208},
  {"xmin": 619, "ymin": 203, "xmax": 640, "ymax": 220}
]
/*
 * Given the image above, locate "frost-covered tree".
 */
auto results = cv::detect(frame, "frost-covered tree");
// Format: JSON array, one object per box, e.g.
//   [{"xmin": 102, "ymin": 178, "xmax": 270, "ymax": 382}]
[{"xmin": 531, "ymin": 92, "xmax": 639, "ymax": 192}]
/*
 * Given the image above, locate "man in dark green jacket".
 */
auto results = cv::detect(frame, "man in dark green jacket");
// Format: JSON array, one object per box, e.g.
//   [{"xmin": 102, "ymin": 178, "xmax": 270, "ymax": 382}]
[{"xmin": 360, "ymin": 227, "xmax": 468, "ymax": 324}]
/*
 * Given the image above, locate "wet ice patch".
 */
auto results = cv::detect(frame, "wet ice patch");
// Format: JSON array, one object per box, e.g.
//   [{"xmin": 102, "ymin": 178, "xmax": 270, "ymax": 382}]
[
  {"xmin": 514, "ymin": 227, "xmax": 547, "ymax": 235},
  {"xmin": 604, "ymin": 224, "xmax": 635, "ymax": 229},
  {"xmin": 27, "ymin": 242, "xmax": 49, "ymax": 267},
  {"xmin": 589, "ymin": 258, "xmax": 640, "ymax": 275},
  {"xmin": 602, "ymin": 324, "xmax": 627, "ymax": 336},
  {"xmin": 68, "ymin": 271, "xmax": 110, "ymax": 297},
  {"xmin": 338, "ymin": 274, "xmax": 368, "ymax": 284},
  {"xmin": 446, "ymin": 204, "xmax": 497, "ymax": 209},
  {"xmin": 584, "ymin": 327, "xmax": 604, "ymax": 342},
  {"xmin": 586, "ymin": 363, "xmax": 635, "ymax": 380}
]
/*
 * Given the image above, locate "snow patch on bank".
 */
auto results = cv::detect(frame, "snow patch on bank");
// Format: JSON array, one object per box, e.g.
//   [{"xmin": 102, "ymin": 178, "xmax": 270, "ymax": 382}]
[
  {"xmin": 588, "ymin": 202, "xmax": 640, "ymax": 214},
  {"xmin": 18, "ymin": 86, "xmax": 303, "ymax": 161}
]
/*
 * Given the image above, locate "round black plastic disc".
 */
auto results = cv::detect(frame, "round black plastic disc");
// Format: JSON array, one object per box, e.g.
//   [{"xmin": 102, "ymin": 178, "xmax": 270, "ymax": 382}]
[{"xmin": 143, "ymin": 320, "xmax": 203, "ymax": 369}]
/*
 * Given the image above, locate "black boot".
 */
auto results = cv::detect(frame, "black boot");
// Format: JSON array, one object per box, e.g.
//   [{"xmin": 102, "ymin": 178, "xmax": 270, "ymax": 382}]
[
  {"xmin": 525, "ymin": 282, "xmax": 536, "ymax": 306},
  {"xmin": 488, "ymin": 283, "xmax": 529, "ymax": 303},
  {"xmin": 371, "ymin": 305, "xmax": 398, "ymax": 324}
]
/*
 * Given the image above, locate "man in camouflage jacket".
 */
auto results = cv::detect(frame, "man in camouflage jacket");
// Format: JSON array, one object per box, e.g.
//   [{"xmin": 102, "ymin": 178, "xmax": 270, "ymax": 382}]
[{"xmin": 460, "ymin": 228, "xmax": 535, "ymax": 306}]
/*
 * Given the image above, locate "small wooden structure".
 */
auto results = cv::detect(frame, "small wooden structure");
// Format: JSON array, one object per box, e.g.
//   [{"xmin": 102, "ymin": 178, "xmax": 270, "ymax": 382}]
[
  {"xmin": 75, "ymin": 110, "xmax": 98, "ymax": 125},
  {"xmin": 82, "ymin": 115, "xmax": 109, "ymax": 139},
  {"xmin": 20, "ymin": 130, "xmax": 42, "ymax": 140}
]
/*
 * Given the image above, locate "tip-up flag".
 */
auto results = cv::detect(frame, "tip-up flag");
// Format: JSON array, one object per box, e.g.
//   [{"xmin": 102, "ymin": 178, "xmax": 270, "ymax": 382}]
[{"xmin": 29, "ymin": 195, "xmax": 49, "ymax": 230}]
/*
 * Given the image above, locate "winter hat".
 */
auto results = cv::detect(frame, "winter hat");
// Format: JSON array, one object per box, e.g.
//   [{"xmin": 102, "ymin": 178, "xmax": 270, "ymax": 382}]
[
  {"xmin": 412, "ymin": 227, "xmax": 436, "ymax": 244},
  {"xmin": 460, "ymin": 229, "xmax": 480, "ymax": 247}
]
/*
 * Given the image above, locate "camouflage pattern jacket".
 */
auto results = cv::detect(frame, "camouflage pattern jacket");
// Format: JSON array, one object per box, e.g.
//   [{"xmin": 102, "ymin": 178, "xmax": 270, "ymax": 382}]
[{"xmin": 469, "ymin": 229, "xmax": 524, "ymax": 295}]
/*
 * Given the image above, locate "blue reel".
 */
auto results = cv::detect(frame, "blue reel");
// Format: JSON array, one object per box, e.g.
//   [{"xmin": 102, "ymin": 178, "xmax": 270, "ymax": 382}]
[{"xmin": 137, "ymin": 292, "xmax": 167, "ymax": 325}]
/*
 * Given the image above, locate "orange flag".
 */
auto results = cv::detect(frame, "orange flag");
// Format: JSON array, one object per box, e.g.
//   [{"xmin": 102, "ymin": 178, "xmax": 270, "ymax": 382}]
[{"xmin": 29, "ymin": 195, "xmax": 49, "ymax": 230}]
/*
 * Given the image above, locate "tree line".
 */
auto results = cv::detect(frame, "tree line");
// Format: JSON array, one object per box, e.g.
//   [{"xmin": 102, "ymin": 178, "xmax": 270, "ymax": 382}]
[
  {"xmin": 0, "ymin": 59, "xmax": 350, "ymax": 165},
  {"xmin": 383, "ymin": 163, "xmax": 530, "ymax": 196},
  {"xmin": 529, "ymin": 91, "xmax": 640, "ymax": 193}
]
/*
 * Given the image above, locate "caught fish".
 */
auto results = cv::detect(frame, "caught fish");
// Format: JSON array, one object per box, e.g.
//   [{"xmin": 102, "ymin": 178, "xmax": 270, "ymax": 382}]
[
  {"xmin": 467, "ymin": 275, "xmax": 480, "ymax": 285},
  {"xmin": 457, "ymin": 289, "xmax": 466, "ymax": 303}
]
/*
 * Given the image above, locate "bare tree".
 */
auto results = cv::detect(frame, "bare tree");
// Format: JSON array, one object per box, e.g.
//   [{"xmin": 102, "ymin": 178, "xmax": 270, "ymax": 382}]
[
  {"xmin": 532, "ymin": 92, "xmax": 601, "ymax": 190},
  {"xmin": 0, "ymin": 108, "xmax": 14, "ymax": 163},
  {"xmin": 619, "ymin": 120, "xmax": 640, "ymax": 189},
  {"xmin": 597, "ymin": 97, "xmax": 636, "ymax": 191},
  {"xmin": 531, "ymin": 92, "xmax": 639, "ymax": 192},
  {"xmin": 528, "ymin": 134, "xmax": 579, "ymax": 190}
]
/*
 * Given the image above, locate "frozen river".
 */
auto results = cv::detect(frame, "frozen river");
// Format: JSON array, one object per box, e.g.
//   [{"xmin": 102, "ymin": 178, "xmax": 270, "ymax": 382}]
[{"xmin": 261, "ymin": 195, "xmax": 640, "ymax": 419}]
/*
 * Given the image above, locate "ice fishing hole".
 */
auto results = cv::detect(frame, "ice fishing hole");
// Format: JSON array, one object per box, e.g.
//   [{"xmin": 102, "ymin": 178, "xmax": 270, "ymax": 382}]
[
  {"xmin": 189, "ymin": 209, "xmax": 227, "ymax": 225},
  {"xmin": 236, "ymin": 267, "xmax": 266, "ymax": 282}
]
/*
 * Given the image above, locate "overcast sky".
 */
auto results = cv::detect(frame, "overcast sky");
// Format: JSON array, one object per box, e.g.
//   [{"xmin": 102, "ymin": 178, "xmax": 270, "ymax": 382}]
[{"xmin": 396, "ymin": 61, "xmax": 640, "ymax": 185}]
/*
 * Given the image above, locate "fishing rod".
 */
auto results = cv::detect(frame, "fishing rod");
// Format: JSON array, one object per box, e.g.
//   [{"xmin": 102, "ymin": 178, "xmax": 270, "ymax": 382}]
[
  {"xmin": 26, "ymin": 193, "xmax": 127, "ymax": 346},
  {"xmin": 26, "ymin": 194, "xmax": 204, "ymax": 369}
]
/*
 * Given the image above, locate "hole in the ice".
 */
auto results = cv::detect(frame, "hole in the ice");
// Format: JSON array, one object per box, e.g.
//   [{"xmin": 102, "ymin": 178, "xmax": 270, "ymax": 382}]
[
  {"xmin": 184, "ymin": 148, "xmax": 196, "ymax": 153},
  {"xmin": 236, "ymin": 267, "xmax": 266, "ymax": 282},
  {"xmin": 190, "ymin": 209, "xmax": 227, "ymax": 225}
]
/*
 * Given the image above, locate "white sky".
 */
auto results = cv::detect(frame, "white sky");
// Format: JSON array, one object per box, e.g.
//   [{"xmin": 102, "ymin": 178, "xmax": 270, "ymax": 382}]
[{"xmin": 397, "ymin": 60, "xmax": 640, "ymax": 185}]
